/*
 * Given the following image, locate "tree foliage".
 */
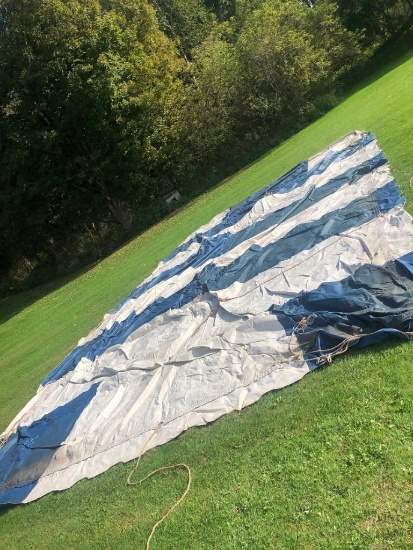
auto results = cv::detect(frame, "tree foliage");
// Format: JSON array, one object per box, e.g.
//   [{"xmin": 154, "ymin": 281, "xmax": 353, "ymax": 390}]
[
  {"xmin": 0, "ymin": 0, "xmax": 411, "ymax": 291},
  {"xmin": 333, "ymin": 0, "xmax": 413, "ymax": 44},
  {"xmin": 0, "ymin": 0, "xmax": 185, "ymax": 278},
  {"xmin": 150, "ymin": 0, "xmax": 214, "ymax": 60}
]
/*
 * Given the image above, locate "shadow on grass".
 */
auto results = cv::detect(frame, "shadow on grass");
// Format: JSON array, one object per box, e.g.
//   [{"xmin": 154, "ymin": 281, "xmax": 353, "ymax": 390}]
[
  {"xmin": 0, "ymin": 504, "xmax": 14, "ymax": 517},
  {"xmin": 0, "ymin": 261, "xmax": 100, "ymax": 326},
  {"xmin": 341, "ymin": 43, "xmax": 413, "ymax": 98}
]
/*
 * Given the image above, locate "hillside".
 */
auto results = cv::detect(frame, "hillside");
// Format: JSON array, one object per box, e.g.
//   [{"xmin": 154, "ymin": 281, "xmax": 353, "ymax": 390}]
[{"xmin": 0, "ymin": 49, "xmax": 412, "ymax": 549}]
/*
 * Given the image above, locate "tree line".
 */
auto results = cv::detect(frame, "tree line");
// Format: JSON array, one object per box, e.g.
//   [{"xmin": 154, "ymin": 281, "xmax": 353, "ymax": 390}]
[{"xmin": 0, "ymin": 0, "xmax": 412, "ymax": 293}]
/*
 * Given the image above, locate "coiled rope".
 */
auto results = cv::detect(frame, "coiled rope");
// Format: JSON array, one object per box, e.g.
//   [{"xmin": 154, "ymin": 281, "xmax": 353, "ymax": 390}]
[{"xmin": 127, "ymin": 424, "xmax": 192, "ymax": 550}]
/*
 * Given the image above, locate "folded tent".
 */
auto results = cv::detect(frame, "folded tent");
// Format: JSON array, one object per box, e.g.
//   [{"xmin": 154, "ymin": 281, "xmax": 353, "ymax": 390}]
[{"xmin": 1, "ymin": 130, "xmax": 413, "ymax": 504}]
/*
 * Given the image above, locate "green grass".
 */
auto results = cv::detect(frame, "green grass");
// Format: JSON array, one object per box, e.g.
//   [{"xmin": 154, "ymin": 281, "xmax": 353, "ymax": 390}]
[{"xmin": 1, "ymin": 49, "xmax": 413, "ymax": 548}]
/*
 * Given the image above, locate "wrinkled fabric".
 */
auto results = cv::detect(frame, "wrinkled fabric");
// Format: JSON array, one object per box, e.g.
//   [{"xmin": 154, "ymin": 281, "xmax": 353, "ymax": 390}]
[{"xmin": 1, "ymin": 130, "xmax": 413, "ymax": 504}]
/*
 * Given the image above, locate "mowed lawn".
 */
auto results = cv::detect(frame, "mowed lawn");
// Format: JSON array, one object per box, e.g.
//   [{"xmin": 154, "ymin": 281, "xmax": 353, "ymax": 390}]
[{"xmin": 0, "ymin": 50, "xmax": 413, "ymax": 549}]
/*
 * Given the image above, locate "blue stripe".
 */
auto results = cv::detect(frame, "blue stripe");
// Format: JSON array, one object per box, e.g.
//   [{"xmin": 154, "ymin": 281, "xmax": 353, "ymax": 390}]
[
  {"xmin": 43, "ymin": 179, "xmax": 401, "ymax": 385},
  {"xmin": 112, "ymin": 133, "xmax": 376, "ymax": 314},
  {"xmin": 0, "ymin": 383, "xmax": 99, "ymax": 504},
  {"xmin": 270, "ymin": 255, "xmax": 413, "ymax": 366},
  {"xmin": 396, "ymin": 251, "xmax": 413, "ymax": 277}
]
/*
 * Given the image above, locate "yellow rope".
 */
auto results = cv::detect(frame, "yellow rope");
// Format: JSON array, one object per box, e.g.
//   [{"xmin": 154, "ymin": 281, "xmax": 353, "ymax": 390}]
[{"xmin": 127, "ymin": 425, "xmax": 192, "ymax": 550}]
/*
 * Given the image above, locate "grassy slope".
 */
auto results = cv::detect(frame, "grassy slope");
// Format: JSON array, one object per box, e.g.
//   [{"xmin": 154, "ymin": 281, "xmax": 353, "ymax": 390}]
[{"xmin": 0, "ymin": 50, "xmax": 412, "ymax": 548}]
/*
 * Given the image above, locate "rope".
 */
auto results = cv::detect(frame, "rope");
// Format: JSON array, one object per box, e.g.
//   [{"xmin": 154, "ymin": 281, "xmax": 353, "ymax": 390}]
[
  {"xmin": 289, "ymin": 322, "xmax": 413, "ymax": 364},
  {"xmin": 127, "ymin": 424, "xmax": 192, "ymax": 550},
  {"xmin": 0, "ymin": 430, "xmax": 14, "ymax": 450}
]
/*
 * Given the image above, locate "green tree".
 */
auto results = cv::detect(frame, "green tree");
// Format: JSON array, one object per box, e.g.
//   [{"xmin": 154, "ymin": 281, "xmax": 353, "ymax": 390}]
[
  {"xmin": 331, "ymin": 0, "xmax": 412, "ymax": 45},
  {"xmin": 204, "ymin": 0, "xmax": 236, "ymax": 22},
  {"xmin": 301, "ymin": 1, "xmax": 364, "ymax": 76},
  {"xmin": 150, "ymin": 0, "xmax": 214, "ymax": 61},
  {"xmin": 235, "ymin": 1, "xmax": 361, "ymax": 126},
  {"xmin": 236, "ymin": 1, "xmax": 329, "ymax": 125},
  {"xmin": 179, "ymin": 35, "xmax": 242, "ymax": 171},
  {"xmin": 0, "ymin": 0, "xmax": 185, "ymax": 278}
]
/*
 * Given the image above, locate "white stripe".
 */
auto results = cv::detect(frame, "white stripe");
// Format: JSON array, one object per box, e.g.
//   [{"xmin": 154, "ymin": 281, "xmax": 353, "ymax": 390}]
[
  {"xmin": 142, "ymin": 132, "xmax": 377, "ymax": 282},
  {"xmin": 80, "ymin": 149, "xmax": 390, "ymax": 346}
]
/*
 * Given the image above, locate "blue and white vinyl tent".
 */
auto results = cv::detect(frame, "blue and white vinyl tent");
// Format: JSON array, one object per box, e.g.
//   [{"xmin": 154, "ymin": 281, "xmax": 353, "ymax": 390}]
[{"xmin": 2, "ymin": 130, "xmax": 413, "ymax": 504}]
